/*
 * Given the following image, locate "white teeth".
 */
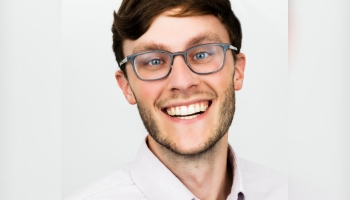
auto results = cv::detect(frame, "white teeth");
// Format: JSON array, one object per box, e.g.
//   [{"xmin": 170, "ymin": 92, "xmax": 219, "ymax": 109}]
[
  {"xmin": 195, "ymin": 103, "xmax": 200, "ymax": 112},
  {"xmin": 166, "ymin": 101, "xmax": 209, "ymax": 119},
  {"xmin": 180, "ymin": 106, "xmax": 187, "ymax": 115},
  {"xmin": 175, "ymin": 107, "xmax": 180, "ymax": 115},
  {"xmin": 166, "ymin": 107, "xmax": 176, "ymax": 116},
  {"xmin": 178, "ymin": 114, "xmax": 200, "ymax": 120},
  {"xmin": 200, "ymin": 102, "xmax": 205, "ymax": 111},
  {"xmin": 188, "ymin": 104, "xmax": 195, "ymax": 114}
]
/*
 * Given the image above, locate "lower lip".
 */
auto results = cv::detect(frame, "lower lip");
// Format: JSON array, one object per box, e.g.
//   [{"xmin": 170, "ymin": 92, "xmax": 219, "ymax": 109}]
[{"xmin": 163, "ymin": 105, "xmax": 211, "ymax": 124}]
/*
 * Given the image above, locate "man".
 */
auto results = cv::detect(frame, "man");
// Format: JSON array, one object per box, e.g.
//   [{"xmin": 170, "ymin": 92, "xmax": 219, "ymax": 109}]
[{"xmin": 66, "ymin": 0, "xmax": 287, "ymax": 199}]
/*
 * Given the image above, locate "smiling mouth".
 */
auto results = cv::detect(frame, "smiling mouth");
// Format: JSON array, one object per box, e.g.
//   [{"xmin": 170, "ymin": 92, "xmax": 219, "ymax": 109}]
[{"xmin": 162, "ymin": 101, "xmax": 211, "ymax": 120}]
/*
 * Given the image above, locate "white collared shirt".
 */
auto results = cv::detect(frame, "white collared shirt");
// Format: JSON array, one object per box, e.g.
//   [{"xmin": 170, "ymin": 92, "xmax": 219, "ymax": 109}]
[{"xmin": 65, "ymin": 139, "xmax": 287, "ymax": 200}]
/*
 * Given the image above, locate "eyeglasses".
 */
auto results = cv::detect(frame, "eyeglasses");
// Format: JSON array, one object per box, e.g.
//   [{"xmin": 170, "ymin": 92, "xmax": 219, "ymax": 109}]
[{"xmin": 119, "ymin": 43, "xmax": 237, "ymax": 81}]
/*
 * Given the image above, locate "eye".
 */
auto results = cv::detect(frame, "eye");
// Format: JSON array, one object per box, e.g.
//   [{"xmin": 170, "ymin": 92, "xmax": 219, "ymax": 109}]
[
  {"xmin": 148, "ymin": 59, "xmax": 162, "ymax": 66},
  {"xmin": 194, "ymin": 52, "xmax": 209, "ymax": 60}
]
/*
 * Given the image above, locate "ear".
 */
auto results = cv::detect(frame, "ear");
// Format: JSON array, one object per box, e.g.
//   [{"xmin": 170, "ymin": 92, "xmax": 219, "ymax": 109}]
[
  {"xmin": 115, "ymin": 70, "xmax": 137, "ymax": 105},
  {"xmin": 234, "ymin": 53, "xmax": 246, "ymax": 91}
]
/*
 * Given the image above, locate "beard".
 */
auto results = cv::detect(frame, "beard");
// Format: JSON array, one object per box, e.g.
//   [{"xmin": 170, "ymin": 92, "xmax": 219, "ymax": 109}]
[{"xmin": 135, "ymin": 82, "xmax": 235, "ymax": 157}]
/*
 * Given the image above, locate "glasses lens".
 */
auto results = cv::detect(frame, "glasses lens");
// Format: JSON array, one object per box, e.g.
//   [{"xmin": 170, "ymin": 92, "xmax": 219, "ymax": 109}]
[
  {"xmin": 187, "ymin": 44, "xmax": 224, "ymax": 73},
  {"xmin": 134, "ymin": 52, "xmax": 171, "ymax": 80}
]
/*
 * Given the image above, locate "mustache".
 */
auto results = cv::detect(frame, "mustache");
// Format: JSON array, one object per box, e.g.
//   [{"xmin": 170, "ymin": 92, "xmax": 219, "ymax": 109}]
[{"xmin": 155, "ymin": 91, "xmax": 217, "ymax": 108}]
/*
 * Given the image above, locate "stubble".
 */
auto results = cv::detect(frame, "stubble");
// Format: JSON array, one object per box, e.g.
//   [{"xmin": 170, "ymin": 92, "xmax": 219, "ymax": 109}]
[{"xmin": 135, "ymin": 81, "xmax": 236, "ymax": 160}]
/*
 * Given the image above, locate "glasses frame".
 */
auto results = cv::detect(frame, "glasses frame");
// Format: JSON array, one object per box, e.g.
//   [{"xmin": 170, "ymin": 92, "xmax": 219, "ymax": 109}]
[{"xmin": 119, "ymin": 43, "xmax": 237, "ymax": 81}]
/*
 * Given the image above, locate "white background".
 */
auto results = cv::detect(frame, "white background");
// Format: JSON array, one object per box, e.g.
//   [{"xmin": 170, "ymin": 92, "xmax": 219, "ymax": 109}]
[
  {"xmin": 1, "ymin": 0, "xmax": 350, "ymax": 199},
  {"xmin": 62, "ymin": 0, "xmax": 287, "ymax": 197}
]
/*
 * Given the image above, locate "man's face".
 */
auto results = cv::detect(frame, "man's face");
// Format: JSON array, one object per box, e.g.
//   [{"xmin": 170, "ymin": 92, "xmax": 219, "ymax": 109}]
[{"xmin": 117, "ymin": 9, "xmax": 245, "ymax": 155}]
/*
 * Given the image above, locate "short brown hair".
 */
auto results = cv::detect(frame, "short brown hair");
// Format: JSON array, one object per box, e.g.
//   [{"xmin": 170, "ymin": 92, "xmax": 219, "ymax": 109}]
[{"xmin": 112, "ymin": 0, "xmax": 242, "ymax": 76}]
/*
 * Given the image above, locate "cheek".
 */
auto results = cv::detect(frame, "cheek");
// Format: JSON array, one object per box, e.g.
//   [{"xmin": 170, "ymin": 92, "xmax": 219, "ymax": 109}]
[
  {"xmin": 211, "ymin": 66, "xmax": 235, "ymax": 89},
  {"xmin": 124, "ymin": 67, "xmax": 160, "ymax": 104},
  {"xmin": 132, "ymin": 81, "xmax": 164, "ymax": 106}
]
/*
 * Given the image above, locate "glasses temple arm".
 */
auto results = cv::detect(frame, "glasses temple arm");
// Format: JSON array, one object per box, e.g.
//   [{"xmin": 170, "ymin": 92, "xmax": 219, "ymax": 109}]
[
  {"xmin": 119, "ymin": 57, "xmax": 127, "ymax": 66},
  {"xmin": 229, "ymin": 45, "xmax": 237, "ymax": 51}
]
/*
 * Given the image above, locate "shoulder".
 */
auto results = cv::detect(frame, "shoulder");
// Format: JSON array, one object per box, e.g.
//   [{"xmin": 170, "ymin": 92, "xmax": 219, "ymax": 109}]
[
  {"xmin": 64, "ymin": 163, "xmax": 146, "ymax": 200},
  {"xmin": 238, "ymin": 158, "xmax": 288, "ymax": 200}
]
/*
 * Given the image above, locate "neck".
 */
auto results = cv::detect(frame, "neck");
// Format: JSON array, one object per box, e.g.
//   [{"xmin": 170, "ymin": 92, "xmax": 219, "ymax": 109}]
[{"xmin": 148, "ymin": 134, "xmax": 233, "ymax": 200}]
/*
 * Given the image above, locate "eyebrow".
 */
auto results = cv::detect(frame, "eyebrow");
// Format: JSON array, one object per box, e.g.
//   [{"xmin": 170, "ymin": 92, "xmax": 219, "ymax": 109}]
[
  {"xmin": 132, "ymin": 31, "xmax": 223, "ymax": 54},
  {"xmin": 133, "ymin": 43, "xmax": 170, "ymax": 54},
  {"xmin": 186, "ymin": 32, "xmax": 223, "ymax": 48}
]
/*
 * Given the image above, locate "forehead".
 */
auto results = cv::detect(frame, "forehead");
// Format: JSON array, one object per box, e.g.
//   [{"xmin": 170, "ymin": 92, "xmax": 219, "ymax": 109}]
[{"xmin": 123, "ymin": 10, "xmax": 230, "ymax": 54}]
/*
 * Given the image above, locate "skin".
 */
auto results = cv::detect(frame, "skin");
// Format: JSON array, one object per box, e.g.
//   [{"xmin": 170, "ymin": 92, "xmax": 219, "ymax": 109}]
[{"xmin": 116, "ymin": 9, "xmax": 245, "ymax": 200}]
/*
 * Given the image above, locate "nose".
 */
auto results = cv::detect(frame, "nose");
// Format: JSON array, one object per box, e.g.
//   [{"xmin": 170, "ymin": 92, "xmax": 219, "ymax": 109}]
[{"xmin": 167, "ymin": 54, "xmax": 200, "ymax": 94}]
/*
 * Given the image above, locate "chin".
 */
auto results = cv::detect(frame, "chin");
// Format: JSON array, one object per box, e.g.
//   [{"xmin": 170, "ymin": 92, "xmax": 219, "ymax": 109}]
[{"xmin": 166, "ymin": 136, "xmax": 220, "ymax": 156}]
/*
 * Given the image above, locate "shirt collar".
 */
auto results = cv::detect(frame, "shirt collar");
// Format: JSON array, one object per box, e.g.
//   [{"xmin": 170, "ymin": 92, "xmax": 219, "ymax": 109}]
[{"xmin": 130, "ymin": 138, "xmax": 245, "ymax": 200}]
